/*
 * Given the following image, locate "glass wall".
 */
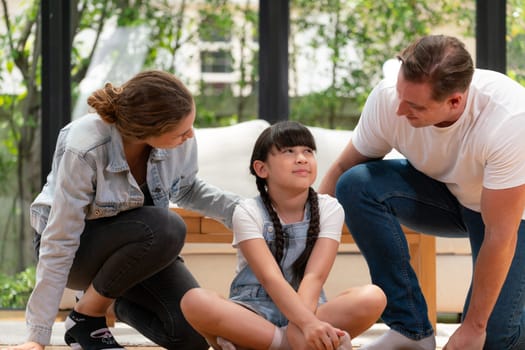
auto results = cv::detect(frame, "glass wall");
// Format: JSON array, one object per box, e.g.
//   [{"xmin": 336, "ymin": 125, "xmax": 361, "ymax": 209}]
[{"xmin": 0, "ymin": 0, "xmax": 523, "ymax": 310}]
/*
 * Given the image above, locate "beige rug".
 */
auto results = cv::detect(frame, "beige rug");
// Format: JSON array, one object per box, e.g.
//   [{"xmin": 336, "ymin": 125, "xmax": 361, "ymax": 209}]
[{"xmin": 1, "ymin": 320, "xmax": 459, "ymax": 348}]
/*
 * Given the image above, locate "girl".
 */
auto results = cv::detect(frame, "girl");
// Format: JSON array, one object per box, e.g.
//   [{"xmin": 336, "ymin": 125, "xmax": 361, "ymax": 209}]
[
  {"xmin": 181, "ymin": 121, "xmax": 386, "ymax": 350},
  {"xmin": 9, "ymin": 70, "xmax": 239, "ymax": 350}
]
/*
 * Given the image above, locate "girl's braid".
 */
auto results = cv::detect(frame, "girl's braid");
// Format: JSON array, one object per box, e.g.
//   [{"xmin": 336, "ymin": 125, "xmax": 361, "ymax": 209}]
[
  {"xmin": 256, "ymin": 177, "xmax": 286, "ymax": 266},
  {"xmin": 291, "ymin": 187, "xmax": 320, "ymax": 284}
]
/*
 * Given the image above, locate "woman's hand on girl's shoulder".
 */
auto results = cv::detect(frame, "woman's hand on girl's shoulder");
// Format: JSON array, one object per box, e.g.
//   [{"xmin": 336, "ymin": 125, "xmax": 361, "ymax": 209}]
[{"xmin": 2, "ymin": 342, "xmax": 44, "ymax": 350}]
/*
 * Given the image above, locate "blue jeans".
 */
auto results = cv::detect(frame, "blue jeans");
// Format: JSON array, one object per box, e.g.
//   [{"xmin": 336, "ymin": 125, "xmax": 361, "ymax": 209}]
[
  {"xmin": 65, "ymin": 206, "xmax": 208, "ymax": 350},
  {"xmin": 335, "ymin": 159, "xmax": 525, "ymax": 349}
]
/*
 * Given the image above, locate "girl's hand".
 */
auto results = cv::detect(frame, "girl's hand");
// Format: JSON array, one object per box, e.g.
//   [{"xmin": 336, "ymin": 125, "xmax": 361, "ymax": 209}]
[
  {"xmin": 302, "ymin": 319, "xmax": 345, "ymax": 350},
  {"xmin": 2, "ymin": 342, "xmax": 44, "ymax": 350}
]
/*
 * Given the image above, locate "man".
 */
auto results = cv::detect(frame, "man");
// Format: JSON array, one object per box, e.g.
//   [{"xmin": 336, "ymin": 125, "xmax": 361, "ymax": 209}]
[{"xmin": 319, "ymin": 34, "xmax": 525, "ymax": 350}]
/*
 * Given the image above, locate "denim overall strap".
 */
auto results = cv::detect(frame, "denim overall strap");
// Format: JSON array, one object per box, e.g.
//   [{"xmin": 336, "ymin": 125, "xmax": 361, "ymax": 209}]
[{"xmin": 229, "ymin": 196, "xmax": 326, "ymax": 326}]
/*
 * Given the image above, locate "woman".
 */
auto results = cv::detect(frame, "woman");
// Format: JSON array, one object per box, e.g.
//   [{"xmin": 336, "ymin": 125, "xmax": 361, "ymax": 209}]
[{"xmin": 11, "ymin": 70, "xmax": 239, "ymax": 350}]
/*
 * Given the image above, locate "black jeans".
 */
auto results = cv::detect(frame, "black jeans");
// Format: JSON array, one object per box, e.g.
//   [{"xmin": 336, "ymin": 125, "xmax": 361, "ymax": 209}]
[{"xmin": 37, "ymin": 206, "xmax": 208, "ymax": 350}]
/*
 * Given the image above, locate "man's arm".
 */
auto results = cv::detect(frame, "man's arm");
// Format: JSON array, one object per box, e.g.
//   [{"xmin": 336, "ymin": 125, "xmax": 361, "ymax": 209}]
[
  {"xmin": 468, "ymin": 184, "xmax": 525, "ymax": 328},
  {"xmin": 318, "ymin": 139, "xmax": 373, "ymax": 196},
  {"xmin": 445, "ymin": 184, "xmax": 525, "ymax": 349}
]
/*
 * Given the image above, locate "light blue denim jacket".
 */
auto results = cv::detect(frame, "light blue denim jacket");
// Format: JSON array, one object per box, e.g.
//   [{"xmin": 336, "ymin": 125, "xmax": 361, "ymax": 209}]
[{"xmin": 26, "ymin": 113, "xmax": 240, "ymax": 345}]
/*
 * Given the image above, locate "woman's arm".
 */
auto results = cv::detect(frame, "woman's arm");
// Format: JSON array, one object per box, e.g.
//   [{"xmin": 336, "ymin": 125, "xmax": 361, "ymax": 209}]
[
  {"xmin": 26, "ymin": 150, "xmax": 95, "ymax": 345},
  {"xmin": 175, "ymin": 177, "xmax": 241, "ymax": 228},
  {"xmin": 167, "ymin": 138, "xmax": 241, "ymax": 228}
]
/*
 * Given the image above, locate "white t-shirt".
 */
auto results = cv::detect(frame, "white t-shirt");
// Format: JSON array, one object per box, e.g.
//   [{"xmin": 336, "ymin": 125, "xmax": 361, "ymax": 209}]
[
  {"xmin": 231, "ymin": 193, "xmax": 344, "ymax": 274},
  {"xmin": 352, "ymin": 69, "xmax": 525, "ymax": 218}
]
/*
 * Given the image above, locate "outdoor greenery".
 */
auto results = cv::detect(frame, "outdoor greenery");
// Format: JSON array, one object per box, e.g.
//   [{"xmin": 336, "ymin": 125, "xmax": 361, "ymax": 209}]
[
  {"xmin": 0, "ymin": 0, "xmax": 524, "ymax": 308},
  {"xmin": 0, "ymin": 266, "xmax": 35, "ymax": 309},
  {"xmin": 508, "ymin": 0, "xmax": 525, "ymax": 84},
  {"xmin": 288, "ymin": 0, "xmax": 474, "ymax": 128}
]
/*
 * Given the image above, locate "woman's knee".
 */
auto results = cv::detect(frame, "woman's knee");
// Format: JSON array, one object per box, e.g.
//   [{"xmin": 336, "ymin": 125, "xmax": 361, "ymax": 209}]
[
  {"xmin": 161, "ymin": 209, "xmax": 187, "ymax": 248},
  {"xmin": 140, "ymin": 207, "xmax": 187, "ymax": 259}
]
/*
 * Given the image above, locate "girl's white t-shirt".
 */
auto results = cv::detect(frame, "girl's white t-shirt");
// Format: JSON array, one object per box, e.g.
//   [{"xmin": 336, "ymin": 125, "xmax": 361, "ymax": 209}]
[
  {"xmin": 231, "ymin": 193, "xmax": 344, "ymax": 274},
  {"xmin": 352, "ymin": 69, "xmax": 525, "ymax": 218}
]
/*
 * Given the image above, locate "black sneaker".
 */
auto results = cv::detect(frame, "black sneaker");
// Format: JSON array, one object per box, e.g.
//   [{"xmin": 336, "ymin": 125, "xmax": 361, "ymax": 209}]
[{"xmin": 64, "ymin": 311, "xmax": 124, "ymax": 350}]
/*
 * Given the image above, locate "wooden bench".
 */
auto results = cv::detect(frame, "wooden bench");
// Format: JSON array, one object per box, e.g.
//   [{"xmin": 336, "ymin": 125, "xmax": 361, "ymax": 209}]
[{"xmin": 173, "ymin": 207, "xmax": 437, "ymax": 329}]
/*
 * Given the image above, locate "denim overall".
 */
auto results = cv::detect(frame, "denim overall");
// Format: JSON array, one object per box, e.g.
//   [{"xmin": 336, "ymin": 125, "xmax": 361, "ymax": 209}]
[{"xmin": 229, "ymin": 197, "xmax": 327, "ymax": 327}]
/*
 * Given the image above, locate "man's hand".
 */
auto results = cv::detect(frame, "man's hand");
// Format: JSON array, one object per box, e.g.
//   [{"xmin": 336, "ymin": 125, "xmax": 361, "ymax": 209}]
[{"xmin": 443, "ymin": 323, "xmax": 486, "ymax": 350}]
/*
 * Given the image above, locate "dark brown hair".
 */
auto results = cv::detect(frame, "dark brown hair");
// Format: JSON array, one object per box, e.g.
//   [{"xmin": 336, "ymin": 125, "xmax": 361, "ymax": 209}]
[
  {"xmin": 398, "ymin": 35, "xmax": 474, "ymax": 101},
  {"xmin": 250, "ymin": 121, "xmax": 320, "ymax": 285},
  {"xmin": 87, "ymin": 70, "xmax": 194, "ymax": 139}
]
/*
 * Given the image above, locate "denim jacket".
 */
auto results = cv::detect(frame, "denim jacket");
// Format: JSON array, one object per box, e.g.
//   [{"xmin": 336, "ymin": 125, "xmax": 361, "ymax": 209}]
[{"xmin": 27, "ymin": 113, "xmax": 240, "ymax": 345}]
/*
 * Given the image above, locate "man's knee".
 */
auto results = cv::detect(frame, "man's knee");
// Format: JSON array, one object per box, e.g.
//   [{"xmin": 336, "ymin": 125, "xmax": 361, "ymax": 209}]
[{"xmin": 335, "ymin": 164, "xmax": 374, "ymax": 203}]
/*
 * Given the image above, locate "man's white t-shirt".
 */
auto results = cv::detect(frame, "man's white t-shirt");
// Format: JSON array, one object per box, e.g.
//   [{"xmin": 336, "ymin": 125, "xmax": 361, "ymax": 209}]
[
  {"xmin": 352, "ymin": 69, "xmax": 525, "ymax": 219},
  {"xmin": 231, "ymin": 194, "xmax": 344, "ymax": 275}
]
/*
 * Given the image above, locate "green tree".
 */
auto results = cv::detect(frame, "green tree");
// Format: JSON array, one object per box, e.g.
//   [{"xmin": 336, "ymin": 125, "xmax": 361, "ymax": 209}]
[
  {"xmin": 508, "ymin": 0, "xmax": 525, "ymax": 84},
  {"xmin": 290, "ymin": 0, "xmax": 475, "ymax": 129},
  {"xmin": 0, "ymin": 0, "xmax": 242, "ymax": 275},
  {"xmin": 0, "ymin": 0, "xmax": 42, "ymax": 273},
  {"xmin": 230, "ymin": 0, "xmax": 258, "ymax": 122},
  {"xmin": 0, "ymin": 0, "xmax": 174, "ymax": 273},
  {"xmin": 0, "ymin": 0, "xmax": 523, "ymax": 282}
]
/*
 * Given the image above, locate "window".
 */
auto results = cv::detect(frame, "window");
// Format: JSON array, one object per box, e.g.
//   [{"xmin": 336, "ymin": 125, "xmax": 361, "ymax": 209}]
[
  {"xmin": 199, "ymin": 17, "xmax": 232, "ymax": 42},
  {"xmin": 201, "ymin": 50, "xmax": 233, "ymax": 73},
  {"xmin": 202, "ymin": 82, "xmax": 231, "ymax": 95}
]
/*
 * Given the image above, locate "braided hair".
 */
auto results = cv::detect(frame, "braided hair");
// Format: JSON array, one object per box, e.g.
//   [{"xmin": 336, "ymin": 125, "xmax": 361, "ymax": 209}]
[{"xmin": 250, "ymin": 121, "xmax": 320, "ymax": 284}]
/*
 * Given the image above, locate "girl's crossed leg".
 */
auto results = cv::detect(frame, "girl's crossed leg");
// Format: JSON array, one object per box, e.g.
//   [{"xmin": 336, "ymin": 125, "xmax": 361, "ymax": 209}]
[{"xmin": 181, "ymin": 284, "xmax": 385, "ymax": 350}]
